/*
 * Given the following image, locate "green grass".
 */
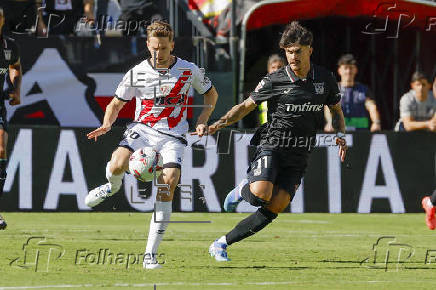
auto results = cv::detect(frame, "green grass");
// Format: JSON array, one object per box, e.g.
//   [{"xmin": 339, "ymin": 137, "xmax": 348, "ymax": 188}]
[{"xmin": 1, "ymin": 212, "xmax": 436, "ymax": 289}]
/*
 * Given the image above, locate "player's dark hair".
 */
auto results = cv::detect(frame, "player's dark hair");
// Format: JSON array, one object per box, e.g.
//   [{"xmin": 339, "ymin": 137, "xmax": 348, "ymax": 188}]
[
  {"xmin": 411, "ymin": 71, "xmax": 428, "ymax": 83},
  {"xmin": 337, "ymin": 54, "xmax": 357, "ymax": 66},
  {"xmin": 279, "ymin": 21, "xmax": 313, "ymax": 48},
  {"xmin": 146, "ymin": 20, "xmax": 174, "ymax": 41}
]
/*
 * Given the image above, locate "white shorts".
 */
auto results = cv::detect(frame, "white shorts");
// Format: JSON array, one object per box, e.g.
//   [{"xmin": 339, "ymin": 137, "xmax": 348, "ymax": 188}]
[{"xmin": 119, "ymin": 123, "xmax": 187, "ymax": 168}]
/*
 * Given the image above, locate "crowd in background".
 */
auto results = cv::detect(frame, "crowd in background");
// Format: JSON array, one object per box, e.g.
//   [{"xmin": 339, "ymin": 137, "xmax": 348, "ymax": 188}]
[
  {"xmin": 258, "ymin": 53, "xmax": 436, "ymax": 133},
  {"xmin": 1, "ymin": 0, "xmax": 164, "ymax": 36}
]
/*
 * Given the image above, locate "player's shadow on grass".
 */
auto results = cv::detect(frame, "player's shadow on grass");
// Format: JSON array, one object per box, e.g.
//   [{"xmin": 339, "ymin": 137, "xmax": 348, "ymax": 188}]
[
  {"xmin": 320, "ymin": 260, "xmax": 362, "ymax": 263},
  {"xmin": 212, "ymin": 266, "xmax": 309, "ymax": 270},
  {"xmin": 91, "ymin": 238, "xmax": 147, "ymax": 241}
]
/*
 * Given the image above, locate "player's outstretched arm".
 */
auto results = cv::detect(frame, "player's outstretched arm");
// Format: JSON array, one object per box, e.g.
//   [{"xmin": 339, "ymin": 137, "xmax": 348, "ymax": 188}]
[
  {"xmin": 193, "ymin": 86, "xmax": 218, "ymax": 137},
  {"xmin": 87, "ymin": 97, "xmax": 126, "ymax": 141},
  {"xmin": 208, "ymin": 97, "xmax": 257, "ymax": 135},
  {"xmin": 328, "ymin": 102, "xmax": 347, "ymax": 162}
]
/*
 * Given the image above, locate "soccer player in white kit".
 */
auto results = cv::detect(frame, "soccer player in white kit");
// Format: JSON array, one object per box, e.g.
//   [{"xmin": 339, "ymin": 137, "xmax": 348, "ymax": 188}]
[{"xmin": 85, "ymin": 21, "xmax": 218, "ymax": 269}]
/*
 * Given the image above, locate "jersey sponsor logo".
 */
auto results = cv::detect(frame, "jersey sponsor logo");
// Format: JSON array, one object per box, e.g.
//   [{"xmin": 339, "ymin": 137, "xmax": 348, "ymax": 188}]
[
  {"xmin": 285, "ymin": 102, "xmax": 323, "ymax": 112},
  {"xmin": 313, "ymin": 82, "xmax": 325, "ymax": 94},
  {"xmin": 3, "ymin": 49, "xmax": 11, "ymax": 61}
]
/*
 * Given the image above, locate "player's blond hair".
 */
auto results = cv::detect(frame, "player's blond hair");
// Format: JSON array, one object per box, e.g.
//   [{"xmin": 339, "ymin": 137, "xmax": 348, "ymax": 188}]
[{"xmin": 146, "ymin": 21, "xmax": 174, "ymax": 41}]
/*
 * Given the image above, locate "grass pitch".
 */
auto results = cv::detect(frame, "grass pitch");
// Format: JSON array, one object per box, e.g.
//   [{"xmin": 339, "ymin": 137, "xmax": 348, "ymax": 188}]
[{"xmin": 1, "ymin": 212, "xmax": 436, "ymax": 289}]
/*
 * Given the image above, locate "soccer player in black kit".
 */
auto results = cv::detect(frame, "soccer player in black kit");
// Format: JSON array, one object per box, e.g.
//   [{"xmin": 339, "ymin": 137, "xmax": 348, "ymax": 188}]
[
  {"xmin": 0, "ymin": 7, "xmax": 22, "ymax": 230},
  {"xmin": 207, "ymin": 22, "xmax": 347, "ymax": 261}
]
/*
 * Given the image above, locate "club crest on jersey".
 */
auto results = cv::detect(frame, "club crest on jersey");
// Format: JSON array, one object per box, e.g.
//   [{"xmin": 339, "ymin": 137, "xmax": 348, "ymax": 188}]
[
  {"xmin": 313, "ymin": 82, "xmax": 325, "ymax": 94},
  {"xmin": 160, "ymin": 85, "xmax": 172, "ymax": 96},
  {"xmin": 3, "ymin": 49, "xmax": 11, "ymax": 61}
]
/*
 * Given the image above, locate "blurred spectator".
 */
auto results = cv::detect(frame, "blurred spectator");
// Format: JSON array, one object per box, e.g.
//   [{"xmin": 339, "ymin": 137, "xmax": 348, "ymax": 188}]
[
  {"xmin": 118, "ymin": 0, "xmax": 162, "ymax": 36},
  {"xmin": 324, "ymin": 54, "xmax": 381, "ymax": 132},
  {"xmin": 75, "ymin": 0, "xmax": 122, "ymax": 37},
  {"xmin": 2, "ymin": 0, "xmax": 41, "ymax": 35},
  {"xmin": 94, "ymin": 0, "xmax": 121, "ymax": 36},
  {"xmin": 39, "ymin": 0, "xmax": 89, "ymax": 35},
  {"xmin": 395, "ymin": 71, "xmax": 436, "ymax": 132},
  {"xmin": 258, "ymin": 54, "xmax": 286, "ymax": 125}
]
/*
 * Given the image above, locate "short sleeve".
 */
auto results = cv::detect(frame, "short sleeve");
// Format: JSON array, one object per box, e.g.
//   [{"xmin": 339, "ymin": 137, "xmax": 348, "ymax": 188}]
[
  {"xmin": 191, "ymin": 65, "xmax": 212, "ymax": 95},
  {"xmin": 399, "ymin": 94, "xmax": 412, "ymax": 118},
  {"xmin": 114, "ymin": 70, "xmax": 138, "ymax": 102},
  {"xmin": 249, "ymin": 76, "xmax": 273, "ymax": 105},
  {"xmin": 325, "ymin": 72, "xmax": 341, "ymax": 106}
]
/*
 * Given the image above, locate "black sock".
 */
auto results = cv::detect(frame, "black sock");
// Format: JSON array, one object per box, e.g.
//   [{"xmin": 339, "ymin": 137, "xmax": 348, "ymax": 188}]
[
  {"xmin": 225, "ymin": 207, "xmax": 278, "ymax": 245},
  {"xmin": 430, "ymin": 189, "xmax": 436, "ymax": 205},
  {"xmin": 0, "ymin": 159, "xmax": 7, "ymax": 196}
]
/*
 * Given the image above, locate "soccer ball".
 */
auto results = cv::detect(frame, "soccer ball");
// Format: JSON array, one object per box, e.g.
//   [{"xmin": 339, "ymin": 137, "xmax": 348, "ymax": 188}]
[{"xmin": 129, "ymin": 147, "xmax": 163, "ymax": 182}]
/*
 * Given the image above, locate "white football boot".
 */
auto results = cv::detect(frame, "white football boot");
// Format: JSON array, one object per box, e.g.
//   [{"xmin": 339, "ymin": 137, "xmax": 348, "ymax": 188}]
[
  {"xmin": 143, "ymin": 253, "xmax": 163, "ymax": 269},
  {"xmin": 85, "ymin": 183, "xmax": 114, "ymax": 207}
]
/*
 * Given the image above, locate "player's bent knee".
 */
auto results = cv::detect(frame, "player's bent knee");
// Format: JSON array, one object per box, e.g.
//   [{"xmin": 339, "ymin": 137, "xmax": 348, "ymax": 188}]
[
  {"xmin": 110, "ymin": 149, "xmax": 131, "ymax": 174},
  {"xmin": 249, "ymin": 181, "xmax": 273, "ymax": 201},
  {"xmin": 241, "ymin": 183, "xmax": 270, "ymax": 207},
  {"xmin": 109, "ymin": 160, "xmax": 127, "ymax": 175}
]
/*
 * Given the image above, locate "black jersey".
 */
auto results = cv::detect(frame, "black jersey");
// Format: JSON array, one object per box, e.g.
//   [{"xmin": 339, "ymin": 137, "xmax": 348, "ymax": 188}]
[
  {"xmin": 0, "ymin": 35, "xmax": 20, "ymax": 93},
  {"xmin": 249, "ymin": 63, "xmax": 341, "ymax": 154}
]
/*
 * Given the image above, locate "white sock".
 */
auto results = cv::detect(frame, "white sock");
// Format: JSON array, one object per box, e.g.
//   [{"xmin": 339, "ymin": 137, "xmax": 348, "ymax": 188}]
[
  {"xmin": 145, "ymin": 201, "xmax": 172, "ymax": 254},
  {"xmin": 105, "ymin": 162, "xmax": 123, "ymax": 193},
  {"xmin": 217, "ymin": 235, "xmax": 227, "ymax": 244}
]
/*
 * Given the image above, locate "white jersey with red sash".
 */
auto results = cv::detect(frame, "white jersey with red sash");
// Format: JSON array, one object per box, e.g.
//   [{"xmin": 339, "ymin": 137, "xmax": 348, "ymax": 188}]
[{"xmin": 115, "ymin": 57, "xmax": 212, "ymax": 137}]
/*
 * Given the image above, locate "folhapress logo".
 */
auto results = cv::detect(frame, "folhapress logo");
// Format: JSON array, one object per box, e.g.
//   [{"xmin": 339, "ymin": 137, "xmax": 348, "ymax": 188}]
[
  {"xmin": 285, "ymin": 102, "xmax": 323, "ymax": 112},
  {"xmin": 9, "ymin": 236, "xmax": 65, "ymax": 272},
  {"xmin": 0, "ymin": 68, "xmax": 8, "ymax": 75}
]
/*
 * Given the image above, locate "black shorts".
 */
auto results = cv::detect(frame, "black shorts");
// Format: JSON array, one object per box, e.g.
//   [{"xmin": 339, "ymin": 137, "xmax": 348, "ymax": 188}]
[{"xmin": 247, "ymin": 147, "xmax": 307, "ymax": 199}]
